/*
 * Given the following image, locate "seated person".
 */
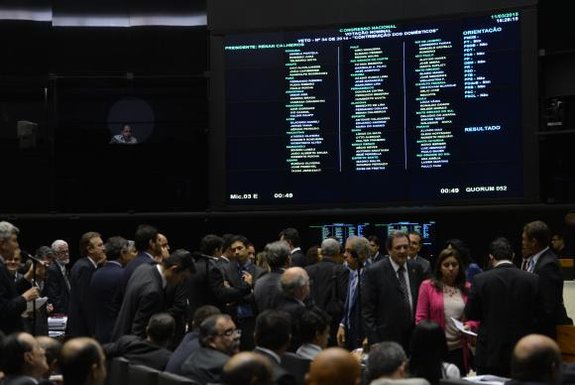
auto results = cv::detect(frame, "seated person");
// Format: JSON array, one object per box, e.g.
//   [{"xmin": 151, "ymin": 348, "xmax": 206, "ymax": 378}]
[
  {"xmin": 508, "ymin": 334, "xmax": 562, "ymax": 385},
  {"xmin": 366, "ymin": 342, "xmax": 430, "ymax": 385},
  {"xmin": 110, "ymin": 124, "xmax": 138, "ymax": 144},
  {"xmin": 37, "ymin": 336, "xmax": 63, "ymax": 384},
  {"xmin": 103, "ymin": 312, "xmax": 174, "ymax": 371},
  {"xmin": 0, "ymin": 332, "xmax": 50, "ymax": 385},
  {"xmin": 295, "ymin": 308, "xmax": 331, "ymax": 360}
]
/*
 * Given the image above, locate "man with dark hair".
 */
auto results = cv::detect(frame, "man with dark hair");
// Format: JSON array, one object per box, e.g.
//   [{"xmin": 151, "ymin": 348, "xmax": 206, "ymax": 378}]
[
  {"xmin": 181, "ymin": 314, "xmax": 240, "ymax": 385},
  {"xmin": 465, "ymin": 237, "xmax": 542, "ymax": 377},
  {"xmin": 222, "ymin": 351, "xmax": 273, "ymax": 385},
  {"xmin": 296, "ymin": 308, "xmax": 331, "ymax": 360},
  {"xmin": 166, "ymin": 305, "xmax": 222, "ymax": 374},
  {"xmin": 68, "ymin": 231, "xmax": 106, "ymax": 337},
  {"xmin": 123, "ymin": 224, "xmax": 160, "ymax": 281},
  {"xmin": 221, "ymin": 235, "xmax": 266, "ymax": 351},
  {"xmin": 362, "ymin": 232, "xmax": 425, "ymax": 353},
  {"xmin": 305, "ymin": 238, "xmax": 348, "ymax": 347},
  {"xmin": 0, "ymin": 332, "xmax": 49, "ymax": 385},
  {"xmin": 306, "ymin": 347, "xmax": 361, "ymax": 385},
  {"xmin": 255, "ymin": 240, "xmax": 291, "ymax": 312},
  {"xmin": 366, "ymin": 235, "xmax": 383, "ymax": 266},
  {"xmin": 366, "ymin": 342, "xmax": 429, "ymax": 385},
  {"xmin": 0, "ymin": 221, "xmax": 40, "ymax": 335},
  {"xmin": 521, "ymin": 220, "xmax": 572, "ymax": 338},
  {"xmin": 407, "ymin": 231, "xmax": 431, "ymax": 277},
  {"xmin": 90, "ymin": 236, "xmax": 132, "ymax": 343},
  {"xmin": 253, "ymin": 310, "xmax": 297, "ymax": 385},
  {"xmin": 279, "ymin": 228, "xmax": 306, "ymax": 267},
  {"xmin": 112, "ymin": 249, "xmax": 195, "ymax": 341},
  {"xmin": 104, "ymin": 312, "xmax": 175, "ymax": 370},
  {"xmin": 187, "ymin": 234, "xmax": 251, "ymax": 319},
  {"xmin": 36, "ymin": 336, "xmax": 62, "ymax": 381},
  {"xmin": 60, "ymin": 337, "xmax": 107, "ymax": 385},
  {"xmin": 508, "ymin": 334, "xmax": 562, "ymax": 385}
]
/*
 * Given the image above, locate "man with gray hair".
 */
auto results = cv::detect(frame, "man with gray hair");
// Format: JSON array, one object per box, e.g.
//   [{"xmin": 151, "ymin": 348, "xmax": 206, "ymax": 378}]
[
  {"xmin": 0, "ymin": 221, "xmax": 40, "ymax": 334},
  {"xmin": 366, "ymin": 342, "xmax": 430, "ymax": 385},
  {"xmin": 306, "ymin": 238, "xmax": 349, "ymax": 346},
  {"xmin": 45, "ymin": 239, "xmax": 71, "ymax": 315},
  {"xmin": 254, "ymin": 240, "xmax": 291, "ymax": 312}
]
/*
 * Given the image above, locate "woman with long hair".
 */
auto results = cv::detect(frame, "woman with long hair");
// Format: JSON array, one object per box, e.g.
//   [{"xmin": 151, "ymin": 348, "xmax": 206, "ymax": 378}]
[{"xmin": 415, "ymin": 248, "xmax": 478, "ymax": 375}]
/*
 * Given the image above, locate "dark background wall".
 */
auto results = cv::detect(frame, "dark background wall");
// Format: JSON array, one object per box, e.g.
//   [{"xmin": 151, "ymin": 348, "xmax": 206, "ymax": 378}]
[{"xmin": 1, "ymin": 0, "xmax": 574, "ymax": 263}]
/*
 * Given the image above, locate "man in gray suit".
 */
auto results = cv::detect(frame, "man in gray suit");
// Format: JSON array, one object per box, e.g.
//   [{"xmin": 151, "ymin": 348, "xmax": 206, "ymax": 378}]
[
  {"xmin": 407, "ymin": 231, "xmax": 431, "ymax": 278},
  {"xmin": 366, "ymin": 342, "xmax": 430, "ymax": 385}
]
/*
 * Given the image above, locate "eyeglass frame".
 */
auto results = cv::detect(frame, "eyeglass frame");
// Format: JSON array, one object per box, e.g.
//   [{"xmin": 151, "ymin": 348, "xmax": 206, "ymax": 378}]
[{"xmin": 216, "ymin": 328, "xmax": 242, "ymax": 337}]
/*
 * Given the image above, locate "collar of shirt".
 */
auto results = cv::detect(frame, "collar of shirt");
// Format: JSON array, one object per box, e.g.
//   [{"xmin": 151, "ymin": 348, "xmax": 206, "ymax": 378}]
[
  {"xmin": 255, "ymin": 346, "xmax": 281, "ymax": 364},
  {"xmin": 0, "ymin": 254, "xmax": 5, "ymax": 264},
  {"xmin": 106, "ymin": 260, "xmax": 122, "ymax": 268},
  {"xmin": 144, "ymin": 252, "xmax": 156, "ymax": 261},
  {"xmin": 291, "ymin": 247, "xmax": 302, "ymax": 254},
  {"xmin": 494, "ymin": 260, "xmax": 514, "ymax": 267},
  {"xmin": 156, "ymin": 264, "xmax": 167, "ymax": 289},
  {"xmin": 87, "ymin": 256, "xmax": 98, "ymax": 268},
  {"xmin": 529, "ymin": 246, "xmax": 549, "ymax": 268},
  {"xmin": 389, "ymin": 257, "xmax": 405, "ymax": 273}
]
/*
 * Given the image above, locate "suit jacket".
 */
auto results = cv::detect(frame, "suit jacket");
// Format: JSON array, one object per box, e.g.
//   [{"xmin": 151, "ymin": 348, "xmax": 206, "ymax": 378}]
[
  {"xmin": 221, "ymin": 261, "xmax": 265, "ymax": 318},
  {"xmin": 362, "ymin": 258, "xmax": 425, "ymax": 352},
  {"xmin": 305, "ymin": 258, "xmax": 349, "ymax": 320},
  {"xmin": 112, "ymin": 264, "xmax": 165, "ymax": 341},
  {"xmin": 411, "ymin": 255, "xmax": 431, "ymax": 278},
  {"xmin": 280, "ymin": 352, "xmax": 311, "ymax": 385},
  {"xmin": 90, "ymin": 261, "xmax": 124, "ymax": 343},
  {"xmin": 290, "ymin": 249, "xmax": 307, "ymax": 268},
  {"xmin": 67, "ymin": 257, "xmax": 97, "ymax": 337},
  {"xmin": 16, "ymin": 277, "xmax": 49, "ymax": 336},
  {"xmin": 165, "ymin": 331, "xmax": 200, "ymax": 374},
  {"xmin": 103, "ymin": 335, "xmax": 172, "ymax": 371},
  {"xmin": 180, "ymin": 346, "xmax": 230, "ymax": 385},
  {"xmin": 532, "ymin": 248, "xmax": 572, "ymax": 337},
  {"xmin": 465, "ymin": 263, "xmax": 541, "ymax": 377},
  {"xmin": 44, "ymin": 261, "xmax": 70, "ymax": 314},
  {"xmin": 341, "ymin": 268, "xmax": 365, "ymax": 350},
  {"xmin": 254, "ymin": 270, "xmax": 283, "ymax": 312},
  {"xmin": 186, "ymin": 254, "xmax": 250, "ymax": 318},
  {"xmin": 275, "ymin": 295, "xmax": 307, "ymax": 352},
  {"xmin": 0, "ymin": 262, "xmax": 26, "ymax": 334},
  {"xmin": 253, "ymin": 347, "xmax": 298, "ymax": 385}
]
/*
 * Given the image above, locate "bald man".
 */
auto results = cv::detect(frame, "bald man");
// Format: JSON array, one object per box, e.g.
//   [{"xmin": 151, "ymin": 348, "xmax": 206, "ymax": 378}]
[
  {"xmin": 508, "ymin": 334, "xmax": 562, "ymax": 385},
  {"xmin": 222, "ymin": 351, "xmax": 273, "ymax": 385},
  {"xmin": 60, "ymin": 338, "xmax": 107, "ymax": 385},
  {"xmin": 276, "ymin": 267, "xmax": 312, "ymax": 351},
  {"xmin": 305, "ymin": 347, "xmax": 360, "ymax": 385}
]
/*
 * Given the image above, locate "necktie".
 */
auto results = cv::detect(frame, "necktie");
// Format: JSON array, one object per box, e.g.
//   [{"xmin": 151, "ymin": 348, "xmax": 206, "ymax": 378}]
[
  {"xmin": 397, "ymin": 266, "xmax": 411, "ymax": 312},
  {"xmin": 521, "ymin": 259, "xmax": 529, "ymax": 271}
]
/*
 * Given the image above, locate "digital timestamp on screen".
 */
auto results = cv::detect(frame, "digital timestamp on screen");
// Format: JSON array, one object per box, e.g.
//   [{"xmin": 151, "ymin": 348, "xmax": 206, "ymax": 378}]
[
  {"xmin": 273, "ymin": 192, "xmax": 294, "ymax": 199},
  {"xmin": 440, "ymin": 185, "xmax": 508, "ymax": 194},
  {"xmin": 229, "ymin": 193, "xmax": 259, "ymax": 200}
]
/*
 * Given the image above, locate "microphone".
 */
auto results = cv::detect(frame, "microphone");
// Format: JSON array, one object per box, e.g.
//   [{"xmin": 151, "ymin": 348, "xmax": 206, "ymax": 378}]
[{"xmin": 21, "ymin": 251, "xmax": 47, "ymax": 266}]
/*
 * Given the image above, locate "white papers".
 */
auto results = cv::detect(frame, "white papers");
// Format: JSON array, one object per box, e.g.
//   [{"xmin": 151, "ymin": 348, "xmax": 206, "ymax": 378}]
[
  {"xmin": 23, "ymin": 296, "xmax": 48, "ymax": 315},
  {"xmin": 450, "ymin": 317, "xmax": 478, "ymax": 337},
  {"xmin": 463, "ymin": 375, "xmax": 510, "ymax": 385}
]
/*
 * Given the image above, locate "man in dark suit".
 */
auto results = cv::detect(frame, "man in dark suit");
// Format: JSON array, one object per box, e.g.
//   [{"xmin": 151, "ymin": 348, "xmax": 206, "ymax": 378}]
[
  {"xmin": 44, "ymin": 239, "xmax": 71, "ymax": 315},
  {"xmin": 221, "ymin": 235, "xmax": 266, "ymax": 351},
  {"xmin": 465, "ymin": 237, "xmax": 542, "ymax": 377},
  {"xmin": 254, "ymin": 240, "xmax": 291, "ymax": 312},
  {"xmin": 305, "ymin": 237, "xmax": 348, "ymax": 347},
  {"xmin": 67, "ymin": 231, "xmax": 106, "ymax": 337},
  {"xmin": 407, "ymin": 231, "xmax": 431, "ymax": 277},
  {"xmin": 90, "ymin": 236, "xmax": 132, "ymax": 343},
  {"xmin": 337, "ymin": 236, "xmax": 369, "ymax": 351},
  {"xmin": 253, "ymin": 310, "xmax": 298, "ymax": 385},
  {"xmin": 103, "ymin": 312, "xmax": 175, "ymax": 370},
  {"xmin": 122, "ymin": 224, "xmax": 161, "ymax": 283},
  {"xmin": 111, "ymin": 249, "xmax": 195, "ymax": 341},
  {"xmin": 181, "ymin": 313, "xmax": 240, "ymax": 384},
  {"xmin": 362, "ymin": 231, "xmax": 425, "ymax": 353},
  {"xmin": 0, "ymin": 331, "xmax": 50, "ymax": 385},
  {"xmin": 279, "ymin": 228, "xmax": 307, "ymax": 268},
  {"xmin": 521, "ymin": 220, "xmax": 572, "ymax": 338},
  {"xmin": 0, "ymin": 221, "xmax": 39, "ymax": 335},
  {"xmin": 366, "ymin": 235, "xmax": 384, "ymax": 266}
]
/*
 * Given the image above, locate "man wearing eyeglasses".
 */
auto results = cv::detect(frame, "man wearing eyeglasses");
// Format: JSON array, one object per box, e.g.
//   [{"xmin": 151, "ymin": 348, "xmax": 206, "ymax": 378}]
[
  {"xmin": 181, "ymin": 314, "xmax": 241, "ymax": 384},
  {"xmin": 45, "ymin": 239, "xmax": 71, "ymax": 315}
]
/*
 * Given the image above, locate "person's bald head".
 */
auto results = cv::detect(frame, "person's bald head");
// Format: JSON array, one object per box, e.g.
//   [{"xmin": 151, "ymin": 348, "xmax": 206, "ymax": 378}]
[
  {"xmin": 221, "ymin": 352, "xmax": 273, "ymax": 385},
  {"xmin": 60, "ymin": 338, "xmax": 106, "ymax": 385},
  {"xmin": 280, "ymin": 267, "xmax": 310, "ymax": 301},
  {"xmin": 511, "ymin": 334, "xmax": 562, "ymax": 383},
  {"xmin": 306, "ymin": 347, "xmax": 360, "ymax": 385}
]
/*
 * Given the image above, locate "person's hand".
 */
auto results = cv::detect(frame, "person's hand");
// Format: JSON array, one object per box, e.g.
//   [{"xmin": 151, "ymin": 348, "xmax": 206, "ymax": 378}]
[
  {"xmin": 337, "ymin": 325, "xmax": 346, "ymax": 347},
  {"xmin": 22, "ymin": 287, "xmax": 39, "ymax": 302},
  {"xmin": 242, "ymin": 271, "xmax": 253, "ymax": 286},
  {"xmin": 47, "ymin": 303, "xmax": 54, "ymax": 313}
]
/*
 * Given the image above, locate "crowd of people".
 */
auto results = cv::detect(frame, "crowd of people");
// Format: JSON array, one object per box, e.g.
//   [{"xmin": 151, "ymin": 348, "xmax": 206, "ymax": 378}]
[{"xmin": 0, "ymin": 219, "xmax": 573, "ymax": 385}]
